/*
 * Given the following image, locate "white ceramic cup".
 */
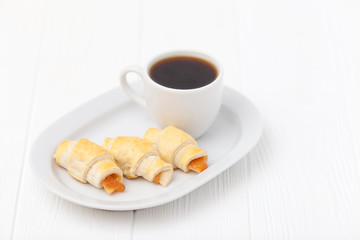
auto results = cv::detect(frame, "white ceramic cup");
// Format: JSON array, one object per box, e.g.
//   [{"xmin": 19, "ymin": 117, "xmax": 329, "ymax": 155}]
[{"xmin": 120, "ymin": 50, "xmax": 223, "ymax": 139}]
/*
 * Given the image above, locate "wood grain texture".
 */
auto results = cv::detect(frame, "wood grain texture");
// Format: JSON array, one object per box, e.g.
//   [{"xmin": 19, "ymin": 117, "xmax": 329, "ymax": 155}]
[
  {"xmin": 133, "ymin": 1, "xmax": 250, "ymax": 239},
  {"xmin": 0, "ymin": 0, "xmax": 44, "ymax": 238},
  {"xmin": 237, "ymin": 0, "xmax": 360, "ymax": 239},
  {"xmin": 11, "ymin": 0, "xmax": 141, "ymax": 239},
  {"xmin": 2, "ymin": 0, "xmax": 360, "ymax": 239},
  {"xmin": 134, "ymin": 0, "xmax": 360, "ymax": 239}
]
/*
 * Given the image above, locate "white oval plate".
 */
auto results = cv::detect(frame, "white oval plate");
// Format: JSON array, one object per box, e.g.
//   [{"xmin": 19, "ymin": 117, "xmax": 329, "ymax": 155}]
[{"xmin": 30, "ymin": 86, "xmax": 262, "ymax": 211}]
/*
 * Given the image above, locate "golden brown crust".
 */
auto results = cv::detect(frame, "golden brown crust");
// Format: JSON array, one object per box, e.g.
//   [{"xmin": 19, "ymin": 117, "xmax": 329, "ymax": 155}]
[
  {"xmin": 105, "ymin": 136, "xmax": 155, "ymax": 178},
  {"xmin": 55, "ymin": 139, "xmax": 124, "ymax": 193},
  {"xmin": 144, "ymin": 128, "xmax": 162, "ymax": 147},
  {"xmin": 67, "ymin": 138, "xmax": 114, "ymax": 182},
  {"xmin": 104, "ymin": 136, "xmax": 173, "ymax": 186},
  {"xmin": 144, "ymin": 126, "xmax": 208, "ymax": 173},
  {"xmin": 159, "ymin": 126, "xmax": 196, "ymax": 165},
  {"xmin": 70, "ymin": 139, "xmax": 110, "ymax": 165},
  {"xmin": 55, "ymin": 140, "xmax": 72, "ymax": 167}
]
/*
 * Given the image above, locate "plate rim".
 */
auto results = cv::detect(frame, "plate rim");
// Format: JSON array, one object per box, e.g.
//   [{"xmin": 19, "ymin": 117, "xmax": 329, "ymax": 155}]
[{"xmin": 29, "ymin": 86, "xmax": 263, "ymax": 211}]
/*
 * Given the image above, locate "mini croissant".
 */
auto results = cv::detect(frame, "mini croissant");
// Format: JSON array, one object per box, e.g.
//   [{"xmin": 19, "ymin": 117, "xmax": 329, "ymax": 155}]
[
  {"xmin": 144, "ymin": 126, "xmax": 208, "ymax": 173},
  {"xmin": 103, "ymin": 136, "xmax": 173, "ymax": 187},
  {"xmin": 55, "ymin": 138, "xmax": 125, "ymax": 194}
]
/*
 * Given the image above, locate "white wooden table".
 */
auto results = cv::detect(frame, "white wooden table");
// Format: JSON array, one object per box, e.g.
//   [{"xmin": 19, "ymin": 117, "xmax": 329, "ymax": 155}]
[{"xmin": 1, "ymin": 0, "xmax": 360, "ymax": 239}]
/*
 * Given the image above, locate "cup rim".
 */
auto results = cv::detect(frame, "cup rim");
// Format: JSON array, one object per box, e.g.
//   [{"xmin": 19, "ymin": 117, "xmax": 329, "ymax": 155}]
[{"xmin": 145, "ymin": 50, "xmax": 223, "ymax": 93}]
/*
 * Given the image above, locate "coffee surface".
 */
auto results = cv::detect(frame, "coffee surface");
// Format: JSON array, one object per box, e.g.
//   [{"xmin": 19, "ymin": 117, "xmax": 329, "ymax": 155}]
[{"xmin": 149, "ymin": 56, "xmax": 217, "ymax": 89}]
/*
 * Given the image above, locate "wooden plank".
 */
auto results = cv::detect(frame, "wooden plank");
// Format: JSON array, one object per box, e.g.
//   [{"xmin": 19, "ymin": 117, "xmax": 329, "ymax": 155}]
[
  {"xmin": 236, "ymin": 0, "xmax": 360, "ymax": 239},
  {"xmin": 0, "ymin": 0, "xmax": 44, "ymax": 239},
  {"xmin": 133, "ymin": 0, "xmax": 360, "ymax": 239},
  {"xmin": 11, "ymin": 0, "xmax": 140, "ymax": 239},
  {"xmin": 132, "ymin": 0, "xmax": 251, "ymax": 239},
  {"xmin": 5, "ymin": 0, "xmax": 360, "ymax": 239}
]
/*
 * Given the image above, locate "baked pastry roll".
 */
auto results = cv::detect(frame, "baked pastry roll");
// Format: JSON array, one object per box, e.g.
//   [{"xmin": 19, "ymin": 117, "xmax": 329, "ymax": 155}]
[
  {"xmin": 144, "ymin": 126, "xmax": 208, "ymax": 173},
  {"xmin": 103, "ymin": 137, "xmax": 173, "ymax": 187},
  {"xmin": 55, "ymin": 138, "xmax": 125, "ymax": 194}
]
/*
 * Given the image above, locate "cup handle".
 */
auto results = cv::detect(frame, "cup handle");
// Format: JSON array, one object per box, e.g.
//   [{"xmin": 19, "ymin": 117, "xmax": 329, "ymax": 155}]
[{"xmin": 120, "ymin": 65, "xmax": 147, "ymax": 107}]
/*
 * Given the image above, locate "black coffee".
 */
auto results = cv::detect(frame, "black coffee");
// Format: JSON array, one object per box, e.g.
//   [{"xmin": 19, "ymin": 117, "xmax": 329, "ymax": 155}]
[{"xmin": 149, "ymin": 56, "xmax": 218, "ymax": 89}]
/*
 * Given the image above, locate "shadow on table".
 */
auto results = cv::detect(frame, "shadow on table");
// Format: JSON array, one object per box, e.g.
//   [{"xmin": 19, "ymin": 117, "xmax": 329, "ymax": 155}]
[
  {"xmin": 39, "ymin": 128, "xmax": 273, "ymax": 237},
  {"xmin": 131, "ymin": 128, "xmax": 273, "ymax": 226}
]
